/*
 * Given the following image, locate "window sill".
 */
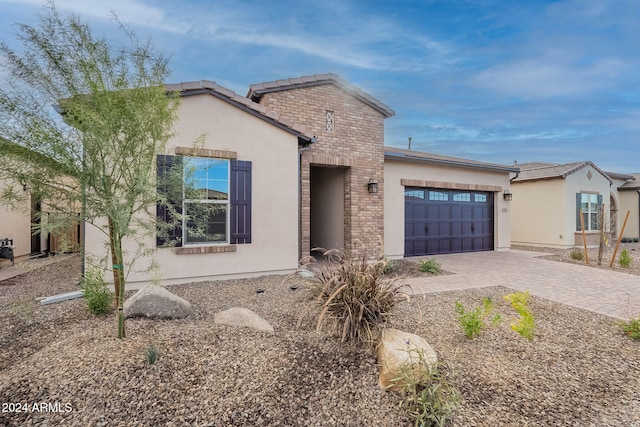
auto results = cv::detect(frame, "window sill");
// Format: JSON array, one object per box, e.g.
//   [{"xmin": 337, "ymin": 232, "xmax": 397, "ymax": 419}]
[{"xmin": 174, "ymin": 245, "xmax": 236, "ymax": 255}]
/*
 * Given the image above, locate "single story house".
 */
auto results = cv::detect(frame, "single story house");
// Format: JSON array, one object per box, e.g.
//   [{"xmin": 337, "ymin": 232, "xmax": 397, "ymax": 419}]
[
  {"xmin": 510, "ymin": 161, "xmax": 639, "ymax": 248},
  {"xmin": 609, "ymin": 172, "xmax": 640, "ymax": 240},
  {"xmin": 83, "ymin": 73, "xmax": 518, "ymax": 285}
]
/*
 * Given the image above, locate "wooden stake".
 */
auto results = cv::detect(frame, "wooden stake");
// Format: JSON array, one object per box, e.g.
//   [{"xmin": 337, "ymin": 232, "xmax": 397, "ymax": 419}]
[
  {"xmin": 610, "ymin": 211, "xmax": 631, "ymax": 268},
  {"xmin": 579, "ymin": 209, "xmax": 589, "ymax": 264},
  {"xmin": 598, "ymin": 204, "xmax": 605, "ymax": 265}
]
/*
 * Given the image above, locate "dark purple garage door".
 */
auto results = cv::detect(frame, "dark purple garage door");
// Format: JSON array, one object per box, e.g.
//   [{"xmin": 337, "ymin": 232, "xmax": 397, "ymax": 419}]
[{"xmin": 404, "ymin": 187, "xmax": 494, "ymax": 256}]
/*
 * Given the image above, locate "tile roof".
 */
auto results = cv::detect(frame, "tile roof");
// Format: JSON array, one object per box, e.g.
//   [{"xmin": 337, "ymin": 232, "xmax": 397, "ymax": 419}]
[
  {"xmin": 247, "ymin": 73, "xmax": 395, "ymax": 118},
  {"xmin": 512, "ymin": 161, "xmax": 612, "ymax": 184},
  {"xmin": 618, "ymin": 173, "xmax": 640, "ymax": 190},
  {"xmin": 165, "ymin": 81, "xmax": 315, "ymax": 142},
  {"xmin": 384, "ymin": 146, "xmax": 519, "ymax": 172}
]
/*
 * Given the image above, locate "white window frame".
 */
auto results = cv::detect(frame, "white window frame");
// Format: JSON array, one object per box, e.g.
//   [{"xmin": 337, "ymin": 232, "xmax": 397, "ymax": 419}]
[
  {"xmin": 182, "ymin": 157, "xmax": 230, "ymax": 245},
  {"xmin": 580, "ymin": 193, "xmax": 599, "ymax": 231}
]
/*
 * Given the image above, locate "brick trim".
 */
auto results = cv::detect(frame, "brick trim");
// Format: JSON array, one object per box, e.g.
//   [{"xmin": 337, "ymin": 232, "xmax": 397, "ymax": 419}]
[
  {"xmin": 307, "ymin": 153, "xmax": 351, "ymax": 167},
  {"xmin": 400, "ymin": 179, "xmax": 503, "ymax": 192},
  {"xmin": 175, "ymin": 147, "xmax": 237, "ymax": 159},
  {"xmin": 174, "ymin": 245, "xmax": 237, "ymax": 255}
]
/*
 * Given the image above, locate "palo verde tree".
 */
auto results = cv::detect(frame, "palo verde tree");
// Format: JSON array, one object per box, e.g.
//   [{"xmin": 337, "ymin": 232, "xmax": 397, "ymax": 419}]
[{"xmin": 0, "ymin": 4, "xmax": 179, "ymax": 338}]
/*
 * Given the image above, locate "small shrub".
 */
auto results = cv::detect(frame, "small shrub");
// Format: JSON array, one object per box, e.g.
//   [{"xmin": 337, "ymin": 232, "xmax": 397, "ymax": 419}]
[
  {"xmin": 292, "ymin": 247, "xmax": 408, "ymax": 348},
  {"xmin": 454, "ymin": 297, "xmax": 500, "ymax": 339},
  {"xmin": 504, "ymin": 291, "xmax": 535, "ymax": 341},
  {"xmin": 635, "ymin": 238, "xmax": 640, "ymax": 243},
  {"xmin": 621, "ymin": 237, "xmax": 631, "ymax": 243},
  {"xmin": 81, "ymin": 268, "xmax": 113, "ymax": 315},
  {"xmin": 570, "ymin": 249, "xmax": 583, "ymax": 261},
  {"xmin": 419, "ymin": 258, "xmax": 441, "ymax": 274},
  {"xmin": 619, "ymin": 249, "xmax": 632, "ymax": 268},
  {"xmin": 618, "ymin": 317, "xmax": 640, "ymax": 340},
  {"xmin": 378, "ymin": 258, "xmax": 397, "ymax": 275},
  {"xmin": 391, "ymin": 348, "xmax": 459, "ymax": 427},
  {"xmin": 146, "ymin": 345, "xmax": 158, "ymax": 365}
]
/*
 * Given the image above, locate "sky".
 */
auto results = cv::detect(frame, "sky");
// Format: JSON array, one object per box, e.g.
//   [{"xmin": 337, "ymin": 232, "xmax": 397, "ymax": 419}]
[{"xmin": 1, "ymin": 0, "xmax": 639, "ymax": 173}]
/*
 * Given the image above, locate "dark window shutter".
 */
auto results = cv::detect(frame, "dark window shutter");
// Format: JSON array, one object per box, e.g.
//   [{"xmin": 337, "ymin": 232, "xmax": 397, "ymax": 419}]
[
  {"xmin": 230, "ymin": 160, "xmax": 252, "ymax": 244},
  {"xmin": 157, "ymin": 154, "xmax": 183, "ymax": 247},
  {"xmin": 576, "ymin": 193, "xmax": 581, "ymax": 231}
]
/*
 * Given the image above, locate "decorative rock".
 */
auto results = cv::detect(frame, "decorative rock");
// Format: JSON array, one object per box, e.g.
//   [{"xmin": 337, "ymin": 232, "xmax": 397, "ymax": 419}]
[
  {"xmin": 376, "ymin": 328, "xmax": 438, "ymax": 391},
  {"xmin": 123, "ymin": 284, "xmax": 191, "ymax": 319},
  {"xmin": 214, "ymin": 307, "xmax": 274, "ymax": 333}
]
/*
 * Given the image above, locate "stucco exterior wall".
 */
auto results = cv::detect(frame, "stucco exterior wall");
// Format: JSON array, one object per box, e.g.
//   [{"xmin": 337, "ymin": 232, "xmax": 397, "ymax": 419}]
[
  {"xmin": 84, "ymin": 93, "xmax": 300, "ymax": 285},
  {"xmin": 0, "ymin": 181, "xmax": 31, "ymax": 263},
  {"xmin": 511, "ymin": 165, "xmax": 612, "ymax": 248},
  {"xmin": 384, "ymin": 159, "xmax": 512, "ymax": 258},
  {"xmin": 618, "ymin": 191, "xmax": 640, "ymax": 239}
]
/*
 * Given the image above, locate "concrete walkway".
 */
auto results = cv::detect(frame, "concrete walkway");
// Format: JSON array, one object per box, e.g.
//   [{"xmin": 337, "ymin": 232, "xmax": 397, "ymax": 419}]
[{"xmin": 403, "ymin": 249, "xmax": 640, "ymax": 320}]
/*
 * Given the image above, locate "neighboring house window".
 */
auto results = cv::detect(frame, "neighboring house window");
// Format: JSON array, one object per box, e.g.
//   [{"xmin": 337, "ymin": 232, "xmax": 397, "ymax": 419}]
[
  {"xmin": 326, "ymin": 110, "xmax": 334, "ymax": 131},
  {"xmin": 576, "ymin": 193, "xmax": 602, "ymax": 231},
  {"xmin": 157, "ymin": 155, "xmax": 252, "ymax": 247}
]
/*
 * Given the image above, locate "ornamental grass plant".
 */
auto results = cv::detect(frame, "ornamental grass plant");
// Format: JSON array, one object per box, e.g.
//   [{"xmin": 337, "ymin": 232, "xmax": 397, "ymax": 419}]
[{"xmin": 292, "ymin": 246, "xmax": 410, "ymax": 348}]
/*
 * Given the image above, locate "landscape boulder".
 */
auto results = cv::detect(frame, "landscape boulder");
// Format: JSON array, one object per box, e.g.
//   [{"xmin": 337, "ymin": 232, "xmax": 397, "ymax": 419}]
[
  {"xmin": 123, "ymin": 284, "xmax": 191, "ymax": 319},
  {"xmin": 376, "ymin": 328, "xmax": 438, "ymax": 391},
  {"xmin": 214, "ymin": 307, "xmax": 274, "ymax": 333}
]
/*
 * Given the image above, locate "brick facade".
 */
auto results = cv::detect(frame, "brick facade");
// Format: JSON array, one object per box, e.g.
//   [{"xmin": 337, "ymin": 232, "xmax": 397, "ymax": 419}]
[{"xmin": 255, "ymin": 83, "xmax": 387, "ymax": 258}]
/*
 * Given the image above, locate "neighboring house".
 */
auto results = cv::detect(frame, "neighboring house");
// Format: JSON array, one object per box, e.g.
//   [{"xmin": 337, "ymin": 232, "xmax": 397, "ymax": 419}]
[
  {"xmin": 0, "ymin": 180, "xmax": 32, "ymax": 265},
  {"xmin": 84, "ymin": 73, "xmax": 517, "ymax": 286},
  {"xmin": 510, "ymin": 161, "xmax": 639, "ymax": 248},
  {"xmin": 610, "ymin": 172, "xmax": 640, "ymax": 240}
]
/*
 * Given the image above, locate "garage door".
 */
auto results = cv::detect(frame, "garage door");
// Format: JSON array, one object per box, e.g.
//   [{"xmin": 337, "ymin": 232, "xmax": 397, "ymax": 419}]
[{"xmin": 404, "ymin": 187, "xmax": 494, "ymax": 256}]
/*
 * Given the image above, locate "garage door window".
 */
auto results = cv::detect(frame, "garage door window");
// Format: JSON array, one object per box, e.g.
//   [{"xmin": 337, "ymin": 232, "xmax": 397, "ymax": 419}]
[
  {"xmin": 453, "ymin": 193, "xmax": 471, "ymax": 202},
  {"xmin": 475, "ymin": 194, "xmax": 487, "ymax": 202},
  {"xmin": 429, "ymin": 191, "xmax": 449, "ymax": 201},
  {"xmin": 405, "ymin": 189, "xmax": 425, "ymax": 199}
]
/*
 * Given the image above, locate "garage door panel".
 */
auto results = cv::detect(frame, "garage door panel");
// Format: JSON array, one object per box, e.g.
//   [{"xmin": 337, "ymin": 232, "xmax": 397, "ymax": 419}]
[{"xmin": 405, "ymin": 187, "xmax": 494, "ymax": 256}]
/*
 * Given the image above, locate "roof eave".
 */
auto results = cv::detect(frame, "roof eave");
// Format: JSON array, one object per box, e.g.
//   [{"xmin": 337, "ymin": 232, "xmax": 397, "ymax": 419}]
[{"xmin": 384, "ymin": 151, "xmax": 519, "ymax": 173}]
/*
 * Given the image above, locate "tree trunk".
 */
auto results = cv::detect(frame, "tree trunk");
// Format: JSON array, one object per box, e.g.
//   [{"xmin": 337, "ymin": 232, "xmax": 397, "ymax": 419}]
[{"xmin": 108, "ymin": 217, "xmax": 126, "ymax": 339}]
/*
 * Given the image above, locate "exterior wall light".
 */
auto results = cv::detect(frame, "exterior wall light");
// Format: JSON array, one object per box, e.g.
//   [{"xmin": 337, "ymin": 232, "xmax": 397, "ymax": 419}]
[
  {"xmin": 367, "ymin": 178, "xmax": 379, "ymax": 194},
  {"xmin": 503, "ymin": 190, "xmax": 513, "ymax": 201}
]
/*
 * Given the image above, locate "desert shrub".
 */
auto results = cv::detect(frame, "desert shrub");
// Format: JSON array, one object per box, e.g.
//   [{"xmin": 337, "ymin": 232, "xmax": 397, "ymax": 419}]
[
  {"xmin": 619, "ymin": 249, "xmax": 632, "ymax": 268},
  {"xmin": 635, "ymin": 238, "xmax": 640, "ymax": 243},
  {"xmin": 570, "ymin": 249, "xmax": 583, "ymax": 261},
  {"xmin": 293, "ymin": 247, "xmax": 408, "ymax": 348},
  {"xmin": 621, "ymin": 237, "xmax": 631, "ymax": 243},
  {"xmin": 146, "ymin": 345, "xmax": 159, "ymax": 365},
  {"xmin": 454, "ymin": 297, "xmax": 501, "ymax": 339},
  {"xmin": 419, "ymin": 258, "xmax": 441, "ymax": 274},
  {"xmin": 618, "ymin": 317, "xmax": 640, "ymax": 340},
  {"xmin": 391, "ymin": 348, "xmax": 459, "ymax": 427},
  {"xmin": 378, "ymin": 258, "xmax": 397, "ymax": 275},
  {"xmin": 81, "ymin": 268, "xmax": 113, "ymax": 315},
  {"xmin": 504, "ymin": 291, "xmax": 535, "ymax": 341}
]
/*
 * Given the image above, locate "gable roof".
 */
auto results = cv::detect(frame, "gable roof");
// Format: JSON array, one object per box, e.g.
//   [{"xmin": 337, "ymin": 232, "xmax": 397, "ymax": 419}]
[
  {"xmin": 512, "ymin": 161, "xmax": 612, "ymax": 184},
  {"xmin": 165, "ymin": 81, "xmax": 315, "ymax": 143},
  {"xmin": 618, "ymin": 173, "xmax": 640, "ymax": 190},
  {"xmin": 247, "ymin": 73, "xmax": 395, "ymax": 118},
  {"xmin": 384, "ymin": 146, "xmax": 519, "ymax": 173}
]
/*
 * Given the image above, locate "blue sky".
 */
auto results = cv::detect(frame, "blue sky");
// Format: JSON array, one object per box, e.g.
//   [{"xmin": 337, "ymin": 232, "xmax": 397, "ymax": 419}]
[{"xmin": 1, "ymin": 0, "xmax": 639, "ymax": 172}]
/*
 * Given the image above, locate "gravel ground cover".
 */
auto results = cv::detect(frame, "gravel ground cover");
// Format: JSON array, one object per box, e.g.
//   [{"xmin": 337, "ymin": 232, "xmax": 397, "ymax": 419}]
[{"xmin": 1, "ymin": 254, "xmax": 640, "ymax": 426}]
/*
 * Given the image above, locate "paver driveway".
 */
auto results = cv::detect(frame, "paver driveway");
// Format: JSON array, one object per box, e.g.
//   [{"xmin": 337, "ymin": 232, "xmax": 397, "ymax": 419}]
[{"xmin": 403, "ymin": 249, "xmax": 640, "ymax": 320}]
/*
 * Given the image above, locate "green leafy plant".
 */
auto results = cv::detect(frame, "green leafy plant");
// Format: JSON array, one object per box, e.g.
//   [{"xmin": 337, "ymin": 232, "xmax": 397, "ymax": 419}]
[
  {"xmin": 146, "ymin": 345, "xmax": 159, "ymax": 365},
  {"xmin": 619, "ymin": 249, "xmax": 632, "ymax": 268},
  {"xmin": 618, "ymin": 317, "xmax": 640, "ymax": 340},
  {"xmin": 390, "ymin": 348, "xmax": 459, "ymax": 427},
  {"xmin": 504, "ymin": 291, "xmax": 535, "ymax": 341},
  {"xmin": 292, "ymin": 247, "xmax": 408, "ymax": 348},
  {"xmin": 454, "ymin": 297, "xmax": 500, "ymax": 339},
  {"xmin": 419, "ymin": 259, "xmax": 441, "ymax": 274},
  {"xmin": 570, "ymin": 249, "xmax": 583, "ymax": 261},
  {"xmin": 378, "ymin": 258, "xmax": 397, "ymax": 275},
  {"xmin": 81, "ymin": 268, "xmax": 113, "ymax": 315}
]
